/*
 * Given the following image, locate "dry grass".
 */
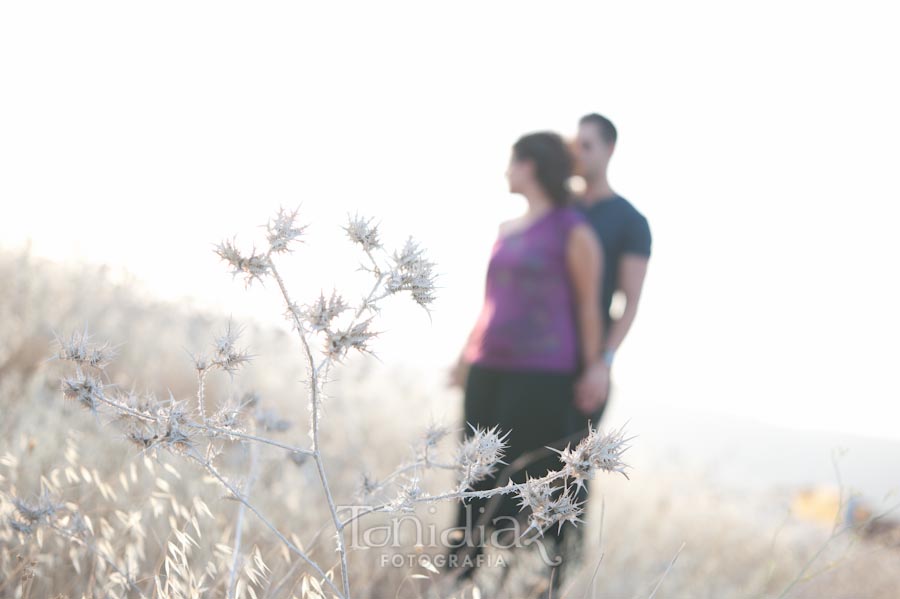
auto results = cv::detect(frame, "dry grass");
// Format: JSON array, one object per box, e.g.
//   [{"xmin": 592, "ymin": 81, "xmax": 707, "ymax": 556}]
[{"xmin": 1, "ymin": 241, "xmax": 899, "ymax": 598}]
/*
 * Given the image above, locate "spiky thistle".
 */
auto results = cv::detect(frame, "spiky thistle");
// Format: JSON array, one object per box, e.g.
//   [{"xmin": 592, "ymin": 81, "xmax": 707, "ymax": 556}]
[
  {"xmin": 552, "ymin": 422, "xmax": 633, "ymax": 493},
  {"xmin": 214, "ymin": 237, "xmax": 271, "ymax": 288},
  {"xmin": 456, "ymin": 423, "xmax": 510, "ymax": 491},
  {"xmin": 301, "ymin": 290, "xmax": 350, "ymax": 333},
  {"xmin": 322, "ymin": 318, "xmax": 379, "ymax": 363},
  {"xmin": 54, "ymin": 326, "xmax": 117, "ymax": 370},
  {"xmin": 265, "ymin": 206, "xmax": 307, "ymax": 254},
  {"xmin": 343, "ymin": 213, "xmax": 382, "ymax": 252},
  {"xmin": 210, "ymin": 321, "xmax": 253, "ymax": 375},
  {"xmin": 385, "ymin": 237, "xmax": 437, "ymax": 310},
  {"xmin": 61, "ymin": 371, "xmax": 106, "ymax": 413}
]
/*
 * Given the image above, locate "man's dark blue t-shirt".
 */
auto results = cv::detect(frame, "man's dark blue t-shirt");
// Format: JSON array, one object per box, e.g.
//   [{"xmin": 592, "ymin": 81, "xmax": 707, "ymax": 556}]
[{"xmin": 574, "ymin": 194, "xmax": 652, "ymax": 326}]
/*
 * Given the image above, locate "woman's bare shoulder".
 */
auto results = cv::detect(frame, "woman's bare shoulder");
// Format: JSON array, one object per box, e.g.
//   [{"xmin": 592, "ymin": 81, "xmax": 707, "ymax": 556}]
[{"xmin": 497, "ymin": 217, "xmax": 520, "ymax": 237}]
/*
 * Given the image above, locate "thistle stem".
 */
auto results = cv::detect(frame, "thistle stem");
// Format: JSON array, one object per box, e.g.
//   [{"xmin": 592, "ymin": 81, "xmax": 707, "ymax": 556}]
[{"xmin": 270, "ymin": 262, "xmax": 351, "ymax": 599}]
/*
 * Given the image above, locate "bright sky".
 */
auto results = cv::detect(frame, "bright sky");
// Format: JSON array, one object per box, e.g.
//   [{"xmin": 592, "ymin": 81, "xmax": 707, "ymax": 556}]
[{"xmin": 2, "ymin": 2, "xmax": 899, "ymax": 440}]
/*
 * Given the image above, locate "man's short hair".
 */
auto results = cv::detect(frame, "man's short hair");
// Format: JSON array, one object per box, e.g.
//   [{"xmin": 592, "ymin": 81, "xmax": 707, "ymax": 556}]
[{"xmin": 579, "ymin": 113, "xmax": 617, "ymax": 145}]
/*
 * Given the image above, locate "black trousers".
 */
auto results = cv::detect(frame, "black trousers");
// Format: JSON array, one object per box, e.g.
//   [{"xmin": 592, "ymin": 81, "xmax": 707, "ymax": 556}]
[
  {"xmin": 557, "ymin": 370, "xmax": 612, "ymax": 571},
  {"xmin": 450, "ymin": 363, "xmax": 592, "ymax": 576}
]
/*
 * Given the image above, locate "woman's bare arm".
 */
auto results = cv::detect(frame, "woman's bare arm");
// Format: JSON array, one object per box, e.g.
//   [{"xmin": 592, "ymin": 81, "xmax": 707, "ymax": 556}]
[
  {"xmin": 567, "ymin": 222, "xmax": 610, "ymax": 415},
  {"xmin": 566, "ymin": 222, "xmax": 603, "ymax": 366}
]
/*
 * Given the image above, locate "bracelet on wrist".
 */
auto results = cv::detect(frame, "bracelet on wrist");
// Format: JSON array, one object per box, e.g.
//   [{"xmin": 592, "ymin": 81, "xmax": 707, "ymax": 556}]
[{"xmin": 602, "ymin": 349, "xmax": 616, "ymax": 368}]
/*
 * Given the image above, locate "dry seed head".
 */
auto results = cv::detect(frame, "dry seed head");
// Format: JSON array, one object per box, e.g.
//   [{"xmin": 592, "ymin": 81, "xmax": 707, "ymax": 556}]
[
  {"xmin": 188, "ymin": 348, "xmax": 212, "ymax": 373},
  {"xmin": 266, "ymin": 206, "xmax": 307, "ymax": 254},
  {"xmin": 553, "ymin": 422, "xmax": 633, "ymax": 488},
  {"xmin": 544, "ymin": 489, "xmax": 585, "ymax": 535},
  {"xmin": 55, "ymin": 328, "xmax": 117, "ymax": 370},
  {"xmin": 301, "ymin": 290, "xmax": 349, "ymax": 332},
  {"xmin": 515, "ymin": 475, "xmax": 553, "ymax": 513},
  {"xmin": 389, "ymin": 476, "xmax": 426, "ymax": 513},
  {"xmin": 126, "ymin": 411, "xmax": 194, "ymax": 455},
  {"xmin": 343, "ymin": 214, "xmax": 382, "ymax": 252},
  {"xmin": 322, "ymin": 318, "xmax": 378, "ymax": 362},
  {"xmin": 455, "ymin": 423, "xmax": 510, "ymax": 490},
  {"xmin": 422, "ymin": 422, "xmax": 451, "ymax": 448},
  {"xmin": 211, "ymin": 321, "xmax": 253, "ymax": 374},
  {"xmin": 214, "ymin": 237, "xmax": 271, "ymax": 288},
  {"xmin": 114, "ymin": 388, "xmax": 156, "ymax": 414},
  {"xmin": 9, "ymin": 492, "xmax": 64, "ymax": 534},
  {"xmin": 517, "ymin": 480, "xmax": 585, "ymax": 536},
  {"xmin": 61, "ymin": 372, "xmax": 105, "ymax": 413},
  {"xmin": 385, "ymin": 237, "xmax": 437, "ymax": 309}
]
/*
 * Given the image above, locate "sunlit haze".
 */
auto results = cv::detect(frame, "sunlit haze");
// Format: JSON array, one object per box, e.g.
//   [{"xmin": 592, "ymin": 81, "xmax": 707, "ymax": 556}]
[{"xmin": 2, "ymin": 1, "xmax": 899, "ymax": 441}]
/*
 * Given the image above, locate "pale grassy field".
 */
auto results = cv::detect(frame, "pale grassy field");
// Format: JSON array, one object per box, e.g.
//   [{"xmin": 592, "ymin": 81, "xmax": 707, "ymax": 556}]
[{"xmin": 1, "ymin": 250, "xmax": 898, "ymax": 598}]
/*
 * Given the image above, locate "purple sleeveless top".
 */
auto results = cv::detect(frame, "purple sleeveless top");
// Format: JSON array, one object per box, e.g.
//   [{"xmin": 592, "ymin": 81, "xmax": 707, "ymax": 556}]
[{"xmin": 463, "ymin": 206, "xmax": 587, "ymax": 373}]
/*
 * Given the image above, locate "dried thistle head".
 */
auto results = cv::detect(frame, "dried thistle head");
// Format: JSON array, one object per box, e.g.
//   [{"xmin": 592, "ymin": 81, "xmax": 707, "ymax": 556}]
[
  {"xmin": 9, "ymin": 491, "xmax": 64, "ymax": 535},
  {"xmin": 388, "ymin": 476, "xmax": 426, "ymax": 513},
  {"xmin": 210, "ymin": 321, "xmax": 253, "ymax": 374},
  {"xmin": 301, "ymin": 290, "xmax": 349, "ymax": 333},
  {"xmin": 455, "ymin": 423, "xmax": 510, "ymax": 490},
  {"xmin": 214, "ymin": 237, "xmax": 271, "ymax": 288},
  {"xmin": 542, "ymin": 488, "xmax": 585, "ymax": 535},
  {"xmin": 61, "ymin": 372, "xmax": 106, "ymax": 413},
  {"xmin": 515, "ymin": 475, "xmax": 553, "ymax": 513},
  {"xmin": 553, "ymin": 422, "xmax": 633, "ymax": 491},
  {"xmin": 516, "ymin": 478, "xmax": 585, "ymax": 536},
  {"xmin": 115, "ymin": 388, "xmax": 156, "ymax": 415},
  {"xmin": 422, "ymin": 422, "xmax": 451, "ymax": 449},
  {"xmin": 126, "ymin": 400, "xmax": 194, "ymax": 456},
  {"xmin": 206, "ymin": 390, "xmax": 261, "ymax": 428},
  {"xmin": 190, "ymin": 351, "xmax": 211, "ymax": 373},
  {"xmin": 7, "ymin": 518, "xmax": 33, "ymax": 535},
  {"xmin": 128, "ymin": 424, "xmax": 193, "ymax": 455},
  {"xmin": 385, "ymin": 237, "xmax": 437, "ymax": 310},
  {"xmin": 266, "ymin": 206, "xmax": 307, "ymax": 254},
  {"xmin": 54, "ymin": 327, "xmax": 117, "ymax": 370},
  {"xmin": 322, "ymin": 318, "xmax": 379, "ymax": 363},
  {"xmin": 343, "ymin": 213, "xmax": 382, "ymax": 252}
]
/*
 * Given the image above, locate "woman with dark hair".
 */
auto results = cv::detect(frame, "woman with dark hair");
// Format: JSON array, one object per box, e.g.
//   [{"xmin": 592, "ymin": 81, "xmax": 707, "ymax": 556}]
[{"xmin": 447, "ymin": 131, "xmax": 608, "ymax": 587}]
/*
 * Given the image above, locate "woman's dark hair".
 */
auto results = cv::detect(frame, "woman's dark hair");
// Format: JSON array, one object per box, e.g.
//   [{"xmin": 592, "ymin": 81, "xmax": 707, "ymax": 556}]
[{"xmin": 512, "ymin": 131, "xmax": 574, "ymax": 206}]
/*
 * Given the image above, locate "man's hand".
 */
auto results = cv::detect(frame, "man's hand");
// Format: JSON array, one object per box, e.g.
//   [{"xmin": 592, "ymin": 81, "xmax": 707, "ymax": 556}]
[{"xmin": 574, "ymin": 361, "xmax": 610, "ymax": 416}]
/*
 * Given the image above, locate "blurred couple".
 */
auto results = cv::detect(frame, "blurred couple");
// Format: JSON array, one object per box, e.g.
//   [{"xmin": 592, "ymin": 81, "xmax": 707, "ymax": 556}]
[{"xmin": 446, "ymin": 113, "xmax": 652, "ymax": 589}]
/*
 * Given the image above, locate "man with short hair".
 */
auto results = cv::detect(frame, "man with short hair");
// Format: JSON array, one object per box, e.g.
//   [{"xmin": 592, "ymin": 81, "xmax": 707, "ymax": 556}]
[
  {"xmin": 571, "ymin": 112, "xmax": 652, "ymax": 423},
  {"xmin": 553, "ymin": 114, "xmax": 652, "ymax": 589}
]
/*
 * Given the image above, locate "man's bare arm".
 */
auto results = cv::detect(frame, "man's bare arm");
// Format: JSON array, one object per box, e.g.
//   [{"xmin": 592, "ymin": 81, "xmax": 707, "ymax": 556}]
[{"xmin": 605, "ymin": 254, "xmax": 649, "ymax": 352}]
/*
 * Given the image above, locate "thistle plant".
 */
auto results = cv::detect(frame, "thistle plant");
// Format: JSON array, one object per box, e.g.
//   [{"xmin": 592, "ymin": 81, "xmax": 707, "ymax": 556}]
[
  {"xmin": 22, "ymin": 206, "xmax": 634, "ymax": 598},
  {"xmin": 6, "ymin": 487, "xmax": 145, "ymax": 594}
]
